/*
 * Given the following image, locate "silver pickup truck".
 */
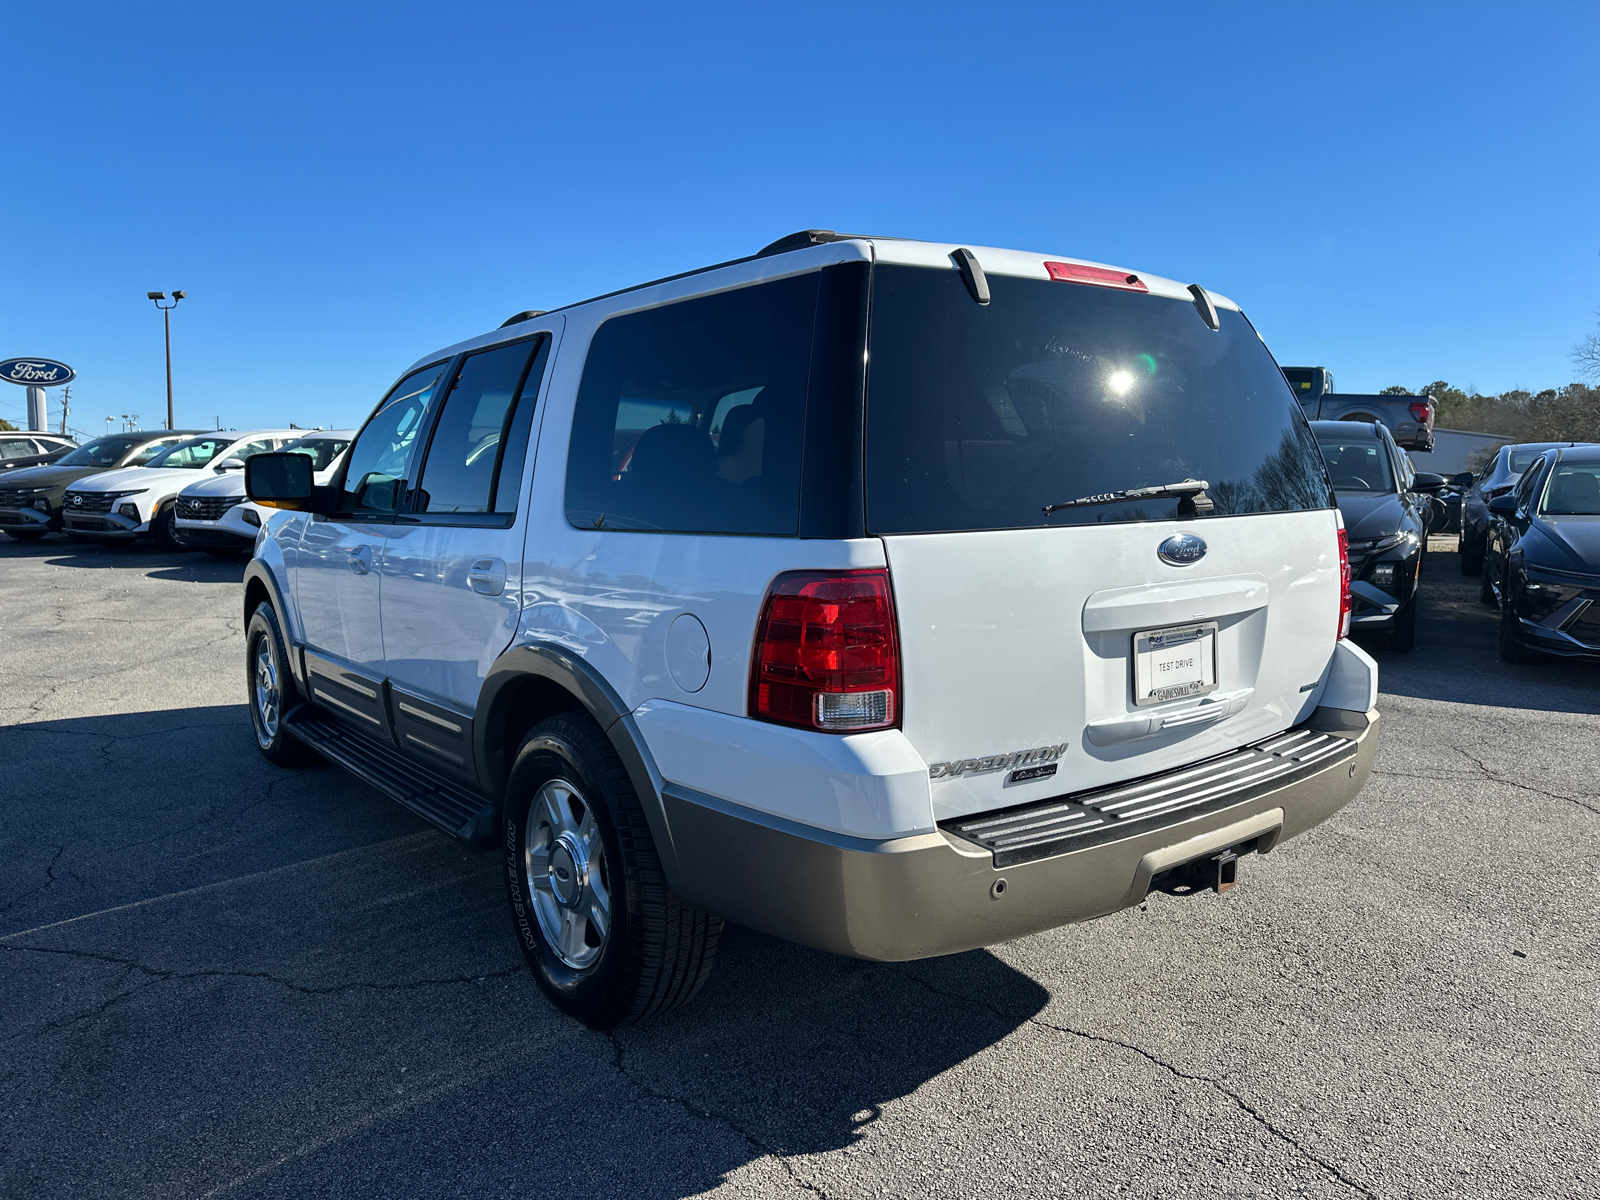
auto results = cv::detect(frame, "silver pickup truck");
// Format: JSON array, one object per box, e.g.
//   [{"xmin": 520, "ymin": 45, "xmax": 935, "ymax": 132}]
[{"xmin": 1283, "ymin": 366, "xmax": 1435, "ymax": 452}]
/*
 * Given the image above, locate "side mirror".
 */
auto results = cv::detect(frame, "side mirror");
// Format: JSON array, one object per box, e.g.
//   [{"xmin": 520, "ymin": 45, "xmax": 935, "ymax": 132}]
[
  {"xmin": 216, "ymin": 458, "xmax": 245, "ymax": 471},
  {"xmin": 246, "ymin": 452, "xmax": 315, "ymax": 509},
  {"xmin": 1410, "ymin": 472, "xmax": 1446, "ymax": 494},
  {"xmin": 1487, "ymin": 494, "xmax": 1517, "ymax": 516},
  {"xmin": 1453, "ymin": 471, "xmax": 1475, "ymax": 486}
]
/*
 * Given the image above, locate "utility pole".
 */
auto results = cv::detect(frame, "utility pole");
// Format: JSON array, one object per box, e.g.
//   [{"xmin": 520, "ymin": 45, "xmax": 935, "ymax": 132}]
[
  {"xmin": 60, "ymin": 385, "xmax": 71, "ymax": 436},
  {"xmin": 147, "ymin": 291, "xmax": 186, "ymax": 429}
]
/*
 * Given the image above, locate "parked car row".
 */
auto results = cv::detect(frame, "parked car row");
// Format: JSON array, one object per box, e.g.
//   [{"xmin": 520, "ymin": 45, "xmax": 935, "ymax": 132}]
[
  {"xmin": 0, "ymin": 432, "xmax": 79, "ymax": 473},
  {"xmin": 1309, "ymin": 419, "xmax": 1445, "ymax": 652},
  {"xmin": 1457, "ymin": 441, "xmax": 1595, "ymax": 575},
  {"xmin": 0, "ymin": 429, "xmax": 351, "ymax": 554},
  {"xmin": 1476, "ymin": 444, "xmax": 1600, "ymax": 664}
]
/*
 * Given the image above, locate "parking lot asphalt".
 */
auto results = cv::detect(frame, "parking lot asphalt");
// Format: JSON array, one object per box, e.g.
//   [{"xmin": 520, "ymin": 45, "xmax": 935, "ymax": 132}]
[{"xmin": 3, "ymin": 534, "xmax": 1597, "ymax": 1200}]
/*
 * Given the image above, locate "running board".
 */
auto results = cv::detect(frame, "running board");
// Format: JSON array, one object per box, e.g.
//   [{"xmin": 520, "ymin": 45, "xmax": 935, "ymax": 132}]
[{"xmin": 282, "ymin": 705, "xmax": 499, "ymax": 850}]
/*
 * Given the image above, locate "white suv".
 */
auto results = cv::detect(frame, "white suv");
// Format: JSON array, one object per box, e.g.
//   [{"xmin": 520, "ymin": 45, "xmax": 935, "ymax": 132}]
[
  {"xmin": 175, "ymin": 430, "xmax": 353, "ymax": 556},
  {"xmin": 62, "ymin": 430, "xmax": 299, "ymax": 549},
  {"xmin": 241, "ymin": 231, "xmax": 1379, "ymax": 1028}
]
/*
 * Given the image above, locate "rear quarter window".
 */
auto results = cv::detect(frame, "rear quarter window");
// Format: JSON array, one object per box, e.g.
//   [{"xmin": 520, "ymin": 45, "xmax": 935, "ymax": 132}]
[
  {"xmin": 864, "ymin": 266, "xmax": 1331, "ymax": 533},
  {"xmin": 564, "ymin": 273, "xmax": 819, "ymax": 535}
]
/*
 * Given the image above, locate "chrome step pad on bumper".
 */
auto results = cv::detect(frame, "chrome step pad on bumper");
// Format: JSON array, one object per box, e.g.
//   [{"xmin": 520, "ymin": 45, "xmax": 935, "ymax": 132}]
[
  {"xmin": 282, "ymin": 705, "xmax": 498, "ymax": 849},
  {"xmin": 943, "ymin": 728, "xmax": 1358, "ymax": 868}
]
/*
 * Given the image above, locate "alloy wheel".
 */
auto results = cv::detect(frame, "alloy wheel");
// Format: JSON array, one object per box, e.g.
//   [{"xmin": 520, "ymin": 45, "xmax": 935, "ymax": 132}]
[
  {"xmin": 524, "ymin": 778, "xmax": 611, "ymax": 970},
  {"xmin": 253, "ymin": 636, "xmax": 280, "ymax": 745}
]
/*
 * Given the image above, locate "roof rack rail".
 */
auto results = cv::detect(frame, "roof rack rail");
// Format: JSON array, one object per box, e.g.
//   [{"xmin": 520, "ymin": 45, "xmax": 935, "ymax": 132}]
[
  {"xmin": 757, "ymin": 230, "xmax": 839, "ymax": 258},
  {"xmin": 500, "ymin": 310, "xmax": 547, "ymax": 328}
]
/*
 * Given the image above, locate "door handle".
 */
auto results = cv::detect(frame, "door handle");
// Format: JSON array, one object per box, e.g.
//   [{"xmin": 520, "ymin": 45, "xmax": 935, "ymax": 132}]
[
  {"xmin": 347, "ymin": 545, "xmax": 373, "ymax": 575},
  {"xmin": 467, "ymin": 556, "xmax": 507, "ymax": 596}
]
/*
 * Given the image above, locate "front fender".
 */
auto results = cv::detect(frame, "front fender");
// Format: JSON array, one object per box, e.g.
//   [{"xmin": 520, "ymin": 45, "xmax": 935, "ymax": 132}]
[{"xmin": 242, "ymin": 556, "xmax": 302, "ymax": 686}]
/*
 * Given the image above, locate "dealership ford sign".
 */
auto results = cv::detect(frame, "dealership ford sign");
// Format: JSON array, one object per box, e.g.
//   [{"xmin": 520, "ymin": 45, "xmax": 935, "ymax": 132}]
[{"xmin": 1, "ymin": 357, "xmax": 76, "ymax": 386}]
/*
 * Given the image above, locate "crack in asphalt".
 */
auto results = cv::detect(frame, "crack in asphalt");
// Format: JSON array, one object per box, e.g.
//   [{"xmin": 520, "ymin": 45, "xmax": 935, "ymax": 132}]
[
  {"xmin": 2, "ymin": 942, "xmax": 524, "ymax": 1033},
  {"xmin": 0, "ymin": 846, "xmax": 65, "ymax": 916},
  {"xmin": 885, "ymin": 965, "xmax": 1379, "ymax": 1200},
  {"xmin": 606, "ymin": 1031, "xmax": 835, "ymax": 1199},
  {"xmin": 1451, "ymin": 746, "xmax": 1600, "ymax": 816}
]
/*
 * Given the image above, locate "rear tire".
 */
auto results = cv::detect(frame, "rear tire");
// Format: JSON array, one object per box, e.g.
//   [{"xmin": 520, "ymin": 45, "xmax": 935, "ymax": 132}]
[
  {"xmin": 1499, "ymin": 598, "xmax": 1534, "ymax": 665},
  {"xmin": 504, "ymin": 713, "xmax": 721, "ymax": 1029},
  {"xmin": 246, "ymin": 602, "xmax": 318, "ymax": 766},
  {"xmin": 1480, "ymin": 565, "xmax": 1497, "ymax": 606}
]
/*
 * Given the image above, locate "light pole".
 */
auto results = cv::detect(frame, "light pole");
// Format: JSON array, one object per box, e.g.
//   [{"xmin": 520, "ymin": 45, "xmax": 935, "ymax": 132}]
[{"xmin": 147, "ymin": 290, "xmax": 186, "ymax": 430}]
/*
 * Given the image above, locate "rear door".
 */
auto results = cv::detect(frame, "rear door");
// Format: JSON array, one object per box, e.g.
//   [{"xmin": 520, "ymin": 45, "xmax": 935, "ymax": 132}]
[
  {"xmin": 864, "ymin": 262, "xmax": 1340, "ymax": 822},
  {"xmin": 381, "ymin": 324, "xmax": 559, "ymax": 781}
]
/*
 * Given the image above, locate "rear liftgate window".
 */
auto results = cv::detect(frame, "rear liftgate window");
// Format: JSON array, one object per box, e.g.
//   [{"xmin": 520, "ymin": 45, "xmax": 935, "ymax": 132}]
[
  {"xmin": 565, "ymin": 272, "xmax": 820, "ymax": 535},
  {"xmin": 864, "ymin": 266, "xmax": 1331, "ymax": 533}
]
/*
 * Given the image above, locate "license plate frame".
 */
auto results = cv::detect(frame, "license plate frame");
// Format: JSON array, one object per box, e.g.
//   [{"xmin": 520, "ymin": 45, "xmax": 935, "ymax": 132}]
[{"xmin": 1132, "ymin": 620, "xmax": 1219, "ymax": 708}]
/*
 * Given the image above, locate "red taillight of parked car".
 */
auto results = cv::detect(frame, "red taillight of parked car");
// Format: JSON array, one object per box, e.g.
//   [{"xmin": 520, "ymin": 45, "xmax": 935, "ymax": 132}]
[
  {"xmin": 750, "ymin": 569, "xmax": 901, "ymax": 732},
  {"xmin": 1337, "ymin": 525, "xmax": 1352, "ymax": 639},
  {"xmin": 1409, "ymin": 400, "xmax": 1432, "ymax": 424}
]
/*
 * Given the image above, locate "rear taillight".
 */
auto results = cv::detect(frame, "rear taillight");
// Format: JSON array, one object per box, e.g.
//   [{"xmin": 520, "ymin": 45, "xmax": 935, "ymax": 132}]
[
  {"xmin": 1043, "ymin": 261, "xmax": 1149, "ymax": 293},
  {"xmin": 750, "ymin": 569, "xmax": 900, "ymax": 732},
  {"xmin": 1337, "ymin": 523, "xmax": 1352, "ymax": 640},
  {"xmin": 1409, "ymin": 400, "xmax": 1431, "ymax": 424}
]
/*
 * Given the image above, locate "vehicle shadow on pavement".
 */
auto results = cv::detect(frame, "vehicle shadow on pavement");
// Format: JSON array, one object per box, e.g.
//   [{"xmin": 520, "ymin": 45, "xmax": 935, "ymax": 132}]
[
  {"xmin": 1361, "ymin": 544, "xmax": 1600, "ymax": 715},
  {"xmin": 2, "ymin": 704, "xmax": 1047, "ymax": 1200},
  {"xmin": 1, "ymin": 533, "xmax": 241, "ymax": 575}
]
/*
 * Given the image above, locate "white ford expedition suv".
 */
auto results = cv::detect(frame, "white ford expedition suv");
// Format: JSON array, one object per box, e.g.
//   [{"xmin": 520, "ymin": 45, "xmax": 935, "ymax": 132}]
[{"xmin": 241, "ymin": 231, "xmax": 1379, "ymax": 1028}]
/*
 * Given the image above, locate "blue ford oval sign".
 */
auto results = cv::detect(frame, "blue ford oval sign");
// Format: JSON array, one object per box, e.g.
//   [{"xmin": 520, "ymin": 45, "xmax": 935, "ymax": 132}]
[
  {"xmin": 0, "ymin": 357, "xmax": 75, "ymax": 387},
  {"xmin": 1158, "ymin": 533, "xmax": 1207, "ymax": 566}
]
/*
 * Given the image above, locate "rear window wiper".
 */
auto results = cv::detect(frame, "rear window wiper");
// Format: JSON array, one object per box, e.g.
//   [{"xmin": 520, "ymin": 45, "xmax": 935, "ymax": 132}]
[{"xmin": 1043, "ymin": 478, "xmax": 1211, "ymax": 515}]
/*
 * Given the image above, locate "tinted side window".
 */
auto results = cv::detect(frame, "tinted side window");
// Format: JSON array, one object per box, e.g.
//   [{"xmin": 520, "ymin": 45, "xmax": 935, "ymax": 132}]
[
  {"xmin": 126, "ymin": 438, "xmax": 182, "ymax": 466},
  {"xmin": 342, "ymin": 364, "xmax": 447, "ymax": 512},
  {"xmin": 417, "ymin": 338, "xmax": 543, "ymax": 514},
  {"xmin": 1514, "ymin": 458, "xmax": 1547, "ymax": 511},
  {"xmin": 217, "ymin": 437, "xmax": 281, "ymax": 467},
  {"xmin": 153, "ymin": 438, "xmax": 236, "ymax": 469},
  {"xmin": 565, "ymin": 273, "xmax": 820, "ymax": 535}
]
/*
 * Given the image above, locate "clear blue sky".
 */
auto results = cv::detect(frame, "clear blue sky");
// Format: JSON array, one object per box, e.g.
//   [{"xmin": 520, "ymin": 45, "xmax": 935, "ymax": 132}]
[{"xmin": 5, "ymin": 1, "xmax": 1598, "ymax": 437}]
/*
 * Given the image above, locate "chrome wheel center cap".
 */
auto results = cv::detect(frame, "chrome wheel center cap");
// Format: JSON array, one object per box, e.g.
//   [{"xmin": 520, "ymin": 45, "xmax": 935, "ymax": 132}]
[{"xmin": 548, "ymin": 833, "xmax": 588, "ymax": 909}]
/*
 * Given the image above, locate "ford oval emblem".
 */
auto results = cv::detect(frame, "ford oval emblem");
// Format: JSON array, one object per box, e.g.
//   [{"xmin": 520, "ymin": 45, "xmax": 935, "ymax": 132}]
[
  {"xmin": 0, "ymin": 357, "xmax": 75, "ymax": 387},
  {"xmin": 1158, "ymin": 533, "xmax": 1207, "ymax": 567}
]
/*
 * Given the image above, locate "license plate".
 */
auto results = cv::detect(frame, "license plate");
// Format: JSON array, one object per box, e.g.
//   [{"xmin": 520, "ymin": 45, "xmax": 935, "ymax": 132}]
[{"xmin": 1132, "ymin": 621, "xmax": 1218, "ymax": 707}]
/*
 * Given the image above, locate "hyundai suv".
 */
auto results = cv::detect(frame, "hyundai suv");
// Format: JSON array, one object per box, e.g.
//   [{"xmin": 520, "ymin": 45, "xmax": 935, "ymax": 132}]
[
  {"xmin": 241, "ymin": 231, "xmax": 1380, "ymax": 1028},
  {"xmin": 0, "ymin": 431, "xmax": 197, "ymax": 541},
  {"xmin": 62, "ymin": 431, "xmax": 297, "ymax": 549},
  {"xmin": 175, "ymin": 430, "xmax": 353, "ymax": 556}
]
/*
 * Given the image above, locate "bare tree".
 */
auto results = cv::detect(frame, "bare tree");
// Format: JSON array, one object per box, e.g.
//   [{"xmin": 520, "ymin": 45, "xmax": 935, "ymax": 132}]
[{"xmin": 1575, "ymin": 318, "xmax": 1600, "ymax": 384}]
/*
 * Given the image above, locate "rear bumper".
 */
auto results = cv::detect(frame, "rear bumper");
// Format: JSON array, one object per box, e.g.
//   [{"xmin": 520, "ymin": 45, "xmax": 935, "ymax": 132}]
[
  {"xmin": 1393, "ymin": 424, "xmax": 1434, "ymax": 451},
  {"xmin": 665, "ymin": 706, "xmax": 1380, "ymax": 961}
]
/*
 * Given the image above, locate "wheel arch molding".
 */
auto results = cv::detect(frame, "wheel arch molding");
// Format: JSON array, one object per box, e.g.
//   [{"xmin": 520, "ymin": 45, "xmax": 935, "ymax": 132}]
[
  {"xmin": 242, "ymin": 560, "xmax": 305, "ymax": 688},
  {"xmin": 476, "ymin": 642, "xmax": 681, "ymax": 884}
]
